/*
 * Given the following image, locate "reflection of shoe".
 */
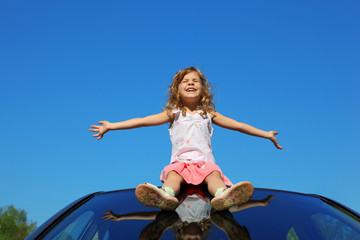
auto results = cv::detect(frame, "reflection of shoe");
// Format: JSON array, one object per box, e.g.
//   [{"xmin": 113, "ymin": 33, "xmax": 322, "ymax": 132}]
[
  {"xmin": 211, "ymin": 181, "xmax": 254, "ymax": 211},
  {"xmin": 139, "ymin": 211, "xmax": 179, "ymax": 240},
  {"xmin": 211, "ymin": 211, "xmax": 250, "ymax": 240},
  {"xmin": 135, "ymin": 183, "xmax": 179, "ymax": 210}
]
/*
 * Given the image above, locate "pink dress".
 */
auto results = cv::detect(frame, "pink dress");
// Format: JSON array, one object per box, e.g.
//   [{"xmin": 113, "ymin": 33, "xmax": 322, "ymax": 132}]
[{"xmin": 160, "ymin": 109, "xmax": 232, "ymax": 186}]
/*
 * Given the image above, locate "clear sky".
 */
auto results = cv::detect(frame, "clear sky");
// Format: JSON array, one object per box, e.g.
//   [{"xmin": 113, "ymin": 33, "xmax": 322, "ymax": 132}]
[{"xmin": 1, "ymin": 1, "xmax": 359, "ymax": 226}]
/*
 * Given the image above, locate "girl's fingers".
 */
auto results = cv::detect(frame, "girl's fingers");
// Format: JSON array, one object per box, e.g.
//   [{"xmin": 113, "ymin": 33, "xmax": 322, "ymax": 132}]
[
  {"xmin": 270, "ymin": 131, "xmax": 282, "ymax": 149},
  {"xmin": 89, "ymin": 123, "xmax": 105, "ymax": 140},
  {"xmin": 270, "ymin": 131, "xmax": 278, "ymax": 136},
  {"xmin": 276, "ymin": 143, "xmax": 283, "ymax": 150},
  {"xmin": 270, "ymin": 137, "xmax": 283, "ymax": 150}
]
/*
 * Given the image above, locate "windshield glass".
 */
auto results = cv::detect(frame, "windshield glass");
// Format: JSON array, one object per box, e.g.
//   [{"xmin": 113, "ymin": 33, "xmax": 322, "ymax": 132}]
[{"xmin": 39, "ymin": 187, "xmax": 360, "ymax": 239}]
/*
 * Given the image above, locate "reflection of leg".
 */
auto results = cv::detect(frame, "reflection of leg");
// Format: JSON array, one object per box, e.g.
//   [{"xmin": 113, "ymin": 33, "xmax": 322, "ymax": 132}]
[
  {"xmin": 135, "ymin": 183, "xmax": 179, "ymax": 210},
  {"xmin": 204, "ymin": 171, "xmax": 227, "ymax": 196},
  {"xmin": 139, "ymin": 211, "xmax": 179, "ymax": 240},
  {"xmin": 211, "ymin": 210, "xmax": 251, "ymax": 240},
  {"xmin": 211, "ymin": 182, "xmax": 254, "ymax": 211}
]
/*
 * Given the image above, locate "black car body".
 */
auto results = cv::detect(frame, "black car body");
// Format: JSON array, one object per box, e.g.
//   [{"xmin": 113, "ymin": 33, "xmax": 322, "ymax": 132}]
[{"xmin": 26, "ymin": 185, "xmax": 360, "ymax": 239}]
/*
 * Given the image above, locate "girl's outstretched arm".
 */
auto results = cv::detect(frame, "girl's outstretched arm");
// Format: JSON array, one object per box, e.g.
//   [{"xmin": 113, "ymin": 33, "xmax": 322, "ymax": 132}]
[
  {"xmin": 212, "ymin": 112, "xmax": 283, "ymax": 149},
  {"xmin": 102, "ymin": 210, "xmax": 158, "ymax": 221},
  {"xmin": 229, "ymin": 195, "xmax": 275, "ymax": 213},
  {"xmin": 89, "ymin": 111, "xmax": 171, "ymax": 140}
]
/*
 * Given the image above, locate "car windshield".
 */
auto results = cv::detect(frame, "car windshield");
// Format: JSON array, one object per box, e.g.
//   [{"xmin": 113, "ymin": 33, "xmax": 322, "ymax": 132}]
[{"xmin": 38, "ymin": 186, "xmax": 360, "ymax": 240}]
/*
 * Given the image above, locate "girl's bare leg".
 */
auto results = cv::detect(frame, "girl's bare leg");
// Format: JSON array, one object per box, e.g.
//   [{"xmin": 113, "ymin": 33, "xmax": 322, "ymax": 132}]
[
  {"xmin": 162, "ymin": 171, "xmax": 185, "ymax": 195},
  {"xmin": 204, "ymin": 171, "xmax": 227, "ymax": 196}
]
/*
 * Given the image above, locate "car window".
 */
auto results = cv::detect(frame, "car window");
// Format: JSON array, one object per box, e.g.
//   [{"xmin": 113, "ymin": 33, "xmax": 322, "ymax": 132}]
[
  {"xmin": 230, "ymin": 190, "xmax": 360, "ymax": 240},
  {"xmin": 42, "ymin": 211, "xmax": 96, "ymax": 240},
  {"xmin": 38, "ymin": 191, "xmax": 152, "ymax": 239},
  {"xmin": 312, "ymin": 213, "xmax": 360, "ymax": 240},
  {"xmin": 34, "ymin": 189, "xmax": 360, "ymax": 240}
]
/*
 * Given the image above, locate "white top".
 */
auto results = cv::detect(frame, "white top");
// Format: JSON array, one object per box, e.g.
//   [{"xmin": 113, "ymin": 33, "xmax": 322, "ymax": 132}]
[
  {"xmin": 169, "ymin": 109, "xmax": 215, "ymax": 165},
  {"xmin": 175, "ymin": 194, "xmax": 211, "ymax": 223}
]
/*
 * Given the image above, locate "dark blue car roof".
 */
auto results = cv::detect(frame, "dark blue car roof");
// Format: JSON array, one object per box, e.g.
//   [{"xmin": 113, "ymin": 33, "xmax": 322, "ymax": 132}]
[{"xmin": 27, "ymin": 187, "xmax": 360, "ymax": 239}]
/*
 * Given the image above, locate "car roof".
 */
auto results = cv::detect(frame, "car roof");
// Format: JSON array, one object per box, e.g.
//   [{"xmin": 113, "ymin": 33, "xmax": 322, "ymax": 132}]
[{"xmin": 27, "ymin": 187, "xmax": 360, "ymax": 239}]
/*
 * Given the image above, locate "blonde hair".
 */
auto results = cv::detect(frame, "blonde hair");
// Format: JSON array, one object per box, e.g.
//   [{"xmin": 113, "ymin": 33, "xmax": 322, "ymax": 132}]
[{"xmin": 165, "ymin": 67, "xmax": 215, "ymax": 117}]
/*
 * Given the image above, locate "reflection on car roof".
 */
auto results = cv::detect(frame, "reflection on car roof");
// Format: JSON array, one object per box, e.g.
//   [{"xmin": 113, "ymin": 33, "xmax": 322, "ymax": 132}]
[{"xmin": 27, "ymin": 186, "xmax": 360, "ymax": 240}]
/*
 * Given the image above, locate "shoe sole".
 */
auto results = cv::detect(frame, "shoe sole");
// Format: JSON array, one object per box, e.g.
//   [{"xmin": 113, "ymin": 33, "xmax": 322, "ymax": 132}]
[
  {"xmin": 135, "ymin": 183, "xmax": 179, "ymax": 211},
  {"xmin": 211, "ymin": 181, "xmax": 254, "ymax": 211}
]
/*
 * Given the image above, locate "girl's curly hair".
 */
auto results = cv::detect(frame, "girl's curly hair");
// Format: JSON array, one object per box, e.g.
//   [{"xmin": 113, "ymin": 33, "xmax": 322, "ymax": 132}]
[{"xmin": 165, "ymin": 67, "xmax": 215, "ymax": 118}]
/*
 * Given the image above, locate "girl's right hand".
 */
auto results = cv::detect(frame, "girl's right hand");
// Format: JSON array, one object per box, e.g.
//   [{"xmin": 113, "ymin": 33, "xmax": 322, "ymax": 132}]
[
  {"xmin": 89, "ymin": 121, "xmax": 111, "ymax": 140},
  {"xmin": 268, "ymin": 131, "xmax": 283, "ymax": 150}
]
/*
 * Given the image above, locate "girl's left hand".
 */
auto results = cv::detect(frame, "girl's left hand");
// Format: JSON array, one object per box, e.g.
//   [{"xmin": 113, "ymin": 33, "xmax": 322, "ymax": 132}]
[
  {"xmin": 268, "ymin": 131, "xmax": 283, "ymax": 150},
  {"xmin": 89, "ymin": 121, "xmax": 110, "ymax": 140},
  {"xmin": 102, "ymin": 210, "xmax": 122, "ymax": 221}
]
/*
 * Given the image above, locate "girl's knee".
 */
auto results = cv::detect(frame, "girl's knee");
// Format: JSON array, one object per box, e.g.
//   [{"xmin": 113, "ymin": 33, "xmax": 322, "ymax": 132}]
[
  {"xmin": 167, "ymin": 171, "xmax": 181, "ymax": 179},
  {"xmin": 205, "ymin": 171, "xmax": 222, "ymax": 182},
  {"xmin": 209, "ymin": 170, "xmax": 222, "ymax": 178},
  {"xmin": 165, "ymin": 171, "xmax": 184, "ymax": 183}
]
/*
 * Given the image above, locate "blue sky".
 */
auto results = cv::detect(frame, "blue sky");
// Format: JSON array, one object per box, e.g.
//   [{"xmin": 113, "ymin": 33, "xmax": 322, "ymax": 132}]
[{"xmin": 1, "ymin": 1, "xmax": 359, "ymax": 226}]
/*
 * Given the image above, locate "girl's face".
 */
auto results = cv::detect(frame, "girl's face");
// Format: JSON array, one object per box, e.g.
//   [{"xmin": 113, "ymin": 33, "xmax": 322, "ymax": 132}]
[{"xmin": 178, "ymin": 71, "xmax": 203, "ymax": 104}]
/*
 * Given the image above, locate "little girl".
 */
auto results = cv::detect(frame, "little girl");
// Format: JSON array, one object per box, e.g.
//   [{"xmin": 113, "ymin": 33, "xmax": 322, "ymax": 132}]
[{"xmin": 90, "ymin": 66, "xmax": 282, "ymax": 211}]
